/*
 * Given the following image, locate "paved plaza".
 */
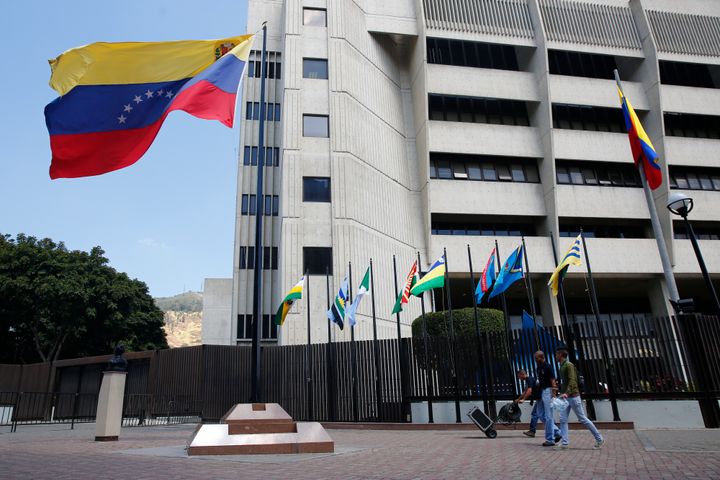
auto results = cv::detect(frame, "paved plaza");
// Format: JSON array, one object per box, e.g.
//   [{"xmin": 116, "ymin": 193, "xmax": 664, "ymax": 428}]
[{"xmin": 1, "ymin": 423, "xmax": 720, "ymax": 479}]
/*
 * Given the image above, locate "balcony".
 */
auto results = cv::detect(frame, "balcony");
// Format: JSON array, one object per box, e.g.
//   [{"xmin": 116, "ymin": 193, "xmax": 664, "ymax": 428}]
[
  {"xmin": 429, "ymin": 236, "xmax": 557, "ymax": 273},
  {"xmin": 664, "ymin": 136, "xmax": 720, "ymax": 169},
  {"xmin": 428, "ymin": 121, "xmax": 542, "ymax": 158},
  {"xmin": 553, "ymin": 130, "xmax": 629, "ymax": 163},
  {"xmin": 556, "ymin": 185, "xmax": 649, "ymax": 219},
  {"xmin": 429, "ymin": 180, "xmax": 545, "ymax": 217},
  {"xmin": 550, "ymin": 76, "xmax": 647, "ymax": 110},
  {"xmin": 558, "ymin": 237, "xmax": 663, "ymax": 275},
  {"xmin": 661, "ymin": 85, "xmax": 720, "ymax": 117},
  {"xmin": 427, "ymin": 65, "xmax": 539, "ymax": 102},
  {"xmin": 673, "ymin": 239, "xmax": 720, "ymax": 274}
]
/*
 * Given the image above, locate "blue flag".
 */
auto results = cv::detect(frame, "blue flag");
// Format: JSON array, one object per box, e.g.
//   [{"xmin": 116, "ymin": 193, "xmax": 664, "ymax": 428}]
[
  {"xmin": 475, "ymin": 248, "xmax": 496, "ymax": 304},
  {"xmin": 489, "ymin": 245, "xmax": 524, "ymax": 299}
]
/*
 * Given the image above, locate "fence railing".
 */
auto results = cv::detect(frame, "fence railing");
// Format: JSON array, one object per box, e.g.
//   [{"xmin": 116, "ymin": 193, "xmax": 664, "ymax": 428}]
[{"xmin": 1, "ymin": 314, "xmax": 718, "ymax": 428}]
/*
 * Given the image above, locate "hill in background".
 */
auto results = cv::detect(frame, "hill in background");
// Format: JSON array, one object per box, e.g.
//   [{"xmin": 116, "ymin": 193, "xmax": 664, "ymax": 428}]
[{"xmin": 155, "ymin": 291, "xmax": 203, "ymax": 348}]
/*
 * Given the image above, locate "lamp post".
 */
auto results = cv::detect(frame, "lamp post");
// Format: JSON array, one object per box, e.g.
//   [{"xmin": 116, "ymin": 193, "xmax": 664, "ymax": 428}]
[{"xmin": 667, "ymin": 192, "xmax": 720, "ymax": 317}]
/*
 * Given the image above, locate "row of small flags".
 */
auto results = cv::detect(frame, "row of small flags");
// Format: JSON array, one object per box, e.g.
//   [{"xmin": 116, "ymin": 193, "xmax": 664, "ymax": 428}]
[{"xmin": 274, "ymin": 235, "xmax": 585, "ymax": 328}]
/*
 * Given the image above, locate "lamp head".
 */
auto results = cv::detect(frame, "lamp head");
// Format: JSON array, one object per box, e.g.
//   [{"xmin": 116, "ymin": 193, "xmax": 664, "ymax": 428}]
[{"xmin": 667, "ymin": 192, "xmax": 693, "ymax": 218}]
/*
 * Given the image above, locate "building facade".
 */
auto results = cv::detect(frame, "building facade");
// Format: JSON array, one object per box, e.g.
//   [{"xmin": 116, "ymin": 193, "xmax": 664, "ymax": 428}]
[{"xmin": 202, "ymin": 0, "xmax": 720, "ymax": 346}]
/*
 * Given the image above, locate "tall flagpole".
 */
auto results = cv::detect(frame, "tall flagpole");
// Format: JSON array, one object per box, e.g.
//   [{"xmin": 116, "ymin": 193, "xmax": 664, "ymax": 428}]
[
  {"xmin": 250, "ymin": 23, "xmax": 268, "ymax": 403},
  {"xmin": 467, "ymin": 245, "xmax": 489, "ymax": 414},
  {"xmin": 579, "ymin": 231, "xmax": 621, "ymax": 421},
  {"xmin": 417, "ymin": 252, "xmax": 434, "ymax": 423},
  {"xmin": 305, "ymin": 271, "xmax": 312, "ymax": 420},
  {"xmin": 614, "ymin": 69, "xmax": 680, "ymax": 307},
  {"xmin": 443, "ymin": 248, "xmax": 461, "ymax": 424},
  {"xmin": 369, "ymin": 259, "xmax": 382, "ymax": 421},
  {"xmin": 348, "ymin": 261, "xmax": 359, "ymax": 421},
  {"xmin": 521, "ymin": 235, "xmax": 540, "ymax": 349},
  {"xmin": 325, "ymin": 266, "xmax": 335, "ymax": 421},
  {"xmin": 494, "ymin": 240, "xmax": 511, "ymax": 335},
  {"xmin": 392, "ymin": 255, "xmax": 407, "ymax": 421}
]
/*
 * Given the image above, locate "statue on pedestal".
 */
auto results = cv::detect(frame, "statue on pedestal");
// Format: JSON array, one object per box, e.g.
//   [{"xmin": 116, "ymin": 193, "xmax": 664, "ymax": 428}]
[{"xmin": 106, "ymin": 344, "xmax": 128, "ymax": 372}]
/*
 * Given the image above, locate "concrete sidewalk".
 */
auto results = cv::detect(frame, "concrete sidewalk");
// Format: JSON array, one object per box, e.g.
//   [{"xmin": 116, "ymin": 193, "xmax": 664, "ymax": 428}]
[{"xmin": 1, "ymin": 423, "xmax": 719, "ymax": 479}]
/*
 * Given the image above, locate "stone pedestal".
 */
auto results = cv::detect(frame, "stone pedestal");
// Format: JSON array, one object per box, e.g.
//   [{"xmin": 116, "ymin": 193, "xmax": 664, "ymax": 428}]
[{"xmin": 94, "ymin": 371, "xmax": 126, "ymax": 441}]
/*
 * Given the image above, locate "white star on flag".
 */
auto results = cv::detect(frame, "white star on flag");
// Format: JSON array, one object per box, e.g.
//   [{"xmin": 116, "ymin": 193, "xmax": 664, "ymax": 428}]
[
  {"xmin": 145, "ymin": 90, "xmax": 154, "ymax": 99},
  {"xmin": 157, "ymin": 89, "xmax": 164, "ymax": 96},
  {"xmin": 117, "ymin": 114, "xmax": 127, "ymax": 124},
  {"xmin": 123, "ymin": 104, "xmax": 133, "ymax": 113},
  {"xmin": 166, "ymin": 91, "xmax": 173, "ymax": 98},
  {"xmin": 133, "ymin": 95, "xmax": 143, "ymax": 104}
]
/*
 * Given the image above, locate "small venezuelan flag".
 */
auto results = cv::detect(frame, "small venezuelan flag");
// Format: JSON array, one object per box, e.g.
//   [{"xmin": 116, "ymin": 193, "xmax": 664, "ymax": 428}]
[
  {"xmin": 44, "ymin": 35, "xmax": 253, "ymax": 179},
  {"xmin": 275, "ymin": 276, "xmax": 305, "ymax": 326}
]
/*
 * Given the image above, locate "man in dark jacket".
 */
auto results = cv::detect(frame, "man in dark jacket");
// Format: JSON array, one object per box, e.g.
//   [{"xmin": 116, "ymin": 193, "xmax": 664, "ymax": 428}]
[{"xmin": 516, "ymin": 369, "xmax": 542, "ymax": 437}]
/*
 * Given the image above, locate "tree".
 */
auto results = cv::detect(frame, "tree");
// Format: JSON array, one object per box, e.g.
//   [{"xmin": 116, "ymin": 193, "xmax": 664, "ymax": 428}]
[
  {"xmin": 0, "ymin": 233, "xmax": 167, "ymax": 363},
  {"xmin": 411, "ymin": 307, "xmax": 506, "ymax": 338}
]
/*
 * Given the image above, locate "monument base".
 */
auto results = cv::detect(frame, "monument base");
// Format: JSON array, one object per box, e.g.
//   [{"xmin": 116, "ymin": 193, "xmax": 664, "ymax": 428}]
[
  {"xmin": 187, "ymin": 403, "xmax": 334, "ymax": 455},
  {"xmin": 94, "ymin": 370, "xmax": 126, "ymax": 442}
]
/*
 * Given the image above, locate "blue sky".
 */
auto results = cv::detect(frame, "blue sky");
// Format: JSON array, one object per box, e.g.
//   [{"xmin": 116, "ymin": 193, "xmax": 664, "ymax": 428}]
[{"xmin": 0, "ymin": 1, "xmax": 249, "ymax": 297}]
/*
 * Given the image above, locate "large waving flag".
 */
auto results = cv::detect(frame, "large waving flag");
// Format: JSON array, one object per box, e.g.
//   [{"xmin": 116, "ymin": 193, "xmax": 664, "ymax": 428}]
[
  {"xmin": 548, "ymin": 235, "xmax": 583, "ymax": 296},
  {"xmin": 392, "ymin": 261, "xmax": 418, "ymax": 314},
  {"xmin": 475, "ymin": 248, "xmax": 496, "ymax": 304},
  {"xmin": 45, "ymin": 34, "xmax": 254, "ymax": 179},
  {"xmin": 327, "ymin": 277, "xmax": 349, "ymax": 330},
  {"xmin": 410, "ymin": 255, "xmax": 446, "ymax": 297},
  {"xmin": 274, "ymin": 276, "xmax": 304, "ymax": 326},
  {"xmin": 616, "ymin": 75, "xmax": 662, "ymax": 190},
  {"xmin": 346, "ymin": 267, "xmax": 370, "ymax": 327},
  {"xmin": 489, "ymin": 245, "xmax": 524, "ymax": 299}
]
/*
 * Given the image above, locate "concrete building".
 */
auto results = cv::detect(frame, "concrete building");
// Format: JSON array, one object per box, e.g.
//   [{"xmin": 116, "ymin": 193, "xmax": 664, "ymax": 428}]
[{"xmin": 203, "ymin": 0, "xmax": 720, "ymax": 346}]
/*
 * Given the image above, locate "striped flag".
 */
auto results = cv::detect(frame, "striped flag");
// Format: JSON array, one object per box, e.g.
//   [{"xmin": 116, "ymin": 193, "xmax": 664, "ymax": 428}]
[
  {"xmin": 410, "ymin": 255, "xmax": 445, "ymax": 297},
  {"xmin": 548, "ymin": 235, "xmax": 583, "ymax": 296},
  {"xmin": 274, "ymin": 276, "xmax": 304, "ymax": 326},
  {"xmin": 392, "ymin": 261, "xmax": 418, "ymax": 314},
  {"xmin": 327, "ymin": 277, "xmax": 349, "ymax": 330}
]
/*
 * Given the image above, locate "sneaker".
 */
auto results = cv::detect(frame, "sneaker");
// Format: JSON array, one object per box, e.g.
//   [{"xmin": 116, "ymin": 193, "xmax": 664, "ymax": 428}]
[
  {"xmin": 542, "ymin": 441, "xmax": 555, "ymax": 447},
  {"xmin": 554, "ymin": 443, "xmax": 569, "ymax": 450},
  {"xmin": 554, "ymin": 433, "xmax": 562, "ymax": 444},
  {"xmin": 523, "ymin": 430, "xmax": 536, "ymax": 438},
  {"xmin": 593, "ymin": 439, "xmax": 604, "ymax": 450}
]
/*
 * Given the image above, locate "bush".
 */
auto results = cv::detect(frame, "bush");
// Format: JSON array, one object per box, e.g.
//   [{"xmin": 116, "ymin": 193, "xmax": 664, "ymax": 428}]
[{"xmin": 411, "ymin": 307, "xmax": 506, "ymax": 338}]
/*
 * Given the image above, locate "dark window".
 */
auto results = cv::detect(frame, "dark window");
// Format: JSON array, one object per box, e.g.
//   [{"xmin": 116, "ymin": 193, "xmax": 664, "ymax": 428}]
[
  {"xmin": 429, "ymin": 153, "xmax": 539, "ymax": 183},
  {"xmin": 247, "ymin": 246, "xmax": 256, "ymax": 270},
  {"xmin": 243, "ymin": 146, "xmax": 251, "ymax": 165},
  {"xmin": 237, "ymin": 314, "xmax": 277, "ymax": 340},
  {"xmin": 304, "ymin": 247, "xmax": 332, "ymax": 274},
  {"xmin": 303, "ymin": 177, "xmax": 331, "ymax": 202},
  {"xmin": 303, "ymin": 114, "xmax": 330, "ymax": 137},
  {"xmin": 303, "ymin": 58, "xmax": 329, "ymax": 79},
  {"xmin": 548, "ymin": 50, "xmax": 617, "ymax": 79},
  {"xmin": 559, "ymin": 220, "xmax": 646, "ymax": 239},
  {"xmin": 264, "ymin": 196, "xmax": 272, "ymax": 216},
  {"xmin": 263, "ymin": 246, "xmax": 272, "ymax": 269},
  {"xmin": 265, "ymin": 147, "xmax": 273, "ymax": 167},
  {"xmin": 428, "ymin": 94, "xmax": 530, "ymax": 126},
  {"xmin": 556, "ymin": 160, "xmax": 640, "ymax": 188},
  {"xmin": 304, "ymin": 8, "xmax": 327, "ymax": 26},
  {"xmin": 552, "ymin": 104, "xmax": 625, "ymax": 132},
  {"xmin": 241, "ymin": 194, "xmax": 249, "ymax": 215},
  {"xmin": 660, "ymin": 61, "xmax": 718, "ymax": 88},
  {"xmin": 427, "ymin": 38, "xmax": 519, "ymax": 71},
  {"xmin": 275, "ymin": 104, "xmax": 281, "ymax": 121},
  {"xmin": 248, "ymin": 51, "xmax": 282, "ymax": 79},
  {"xmin": 251, "ymin": 147, "xmax": 258, "ymax": 166},
  {"xmin": 670, "ymin": 166, "xmax": 720, "ymax": 191},
  {"xmin": 272, "ymin": 195, "xmax": 279, "ymax": 216},
  {"xmin": 431, "ymin": 214, "xmax": 535, "ymax": 236},
  {"xmin": 239, "ymin": 246, "xmax": 247, "ymax": 269},
  {"xmin": 664, "ymin": 112, "xmax": 720, "ymax": 139},
  {"xmin": 674, "ymin": 221, "xmax": 720, "ymax": 240},
  {"xmin": 245, "ymin": 102, "xmax": 254, "ymax": 120}
]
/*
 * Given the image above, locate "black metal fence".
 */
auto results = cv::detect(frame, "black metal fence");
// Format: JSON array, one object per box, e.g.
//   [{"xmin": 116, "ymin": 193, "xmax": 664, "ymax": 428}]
[{"xmin": 1, "ymin": 314, "xmax": 719, "ymax": 430}]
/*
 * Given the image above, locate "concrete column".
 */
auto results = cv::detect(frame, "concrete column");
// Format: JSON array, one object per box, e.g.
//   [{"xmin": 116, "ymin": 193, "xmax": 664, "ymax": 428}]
[
  {"xmin": 648, "ymin": 276, "xmax": 674, "ymax": 317},
  {"xmin": 94, "ymin": 371, "xmax": 126, "ymax": 441}
]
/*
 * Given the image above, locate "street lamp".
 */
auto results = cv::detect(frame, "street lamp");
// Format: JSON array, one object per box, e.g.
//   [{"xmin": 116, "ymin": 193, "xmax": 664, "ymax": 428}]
[{"xmin": 667, "ymin": 192, "xmax": 720, "ymax": 317}]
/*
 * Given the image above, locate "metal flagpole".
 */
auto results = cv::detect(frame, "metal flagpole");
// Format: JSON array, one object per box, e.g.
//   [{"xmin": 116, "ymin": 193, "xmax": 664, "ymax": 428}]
[
  {"xmin": 348, "ymin": 261, "xmax": 359, "ymax": 421},
  {"xmin": 250, "ymin": 23, "xmax": 268, "ymax": 404},
  {"xmin": 325, "ymin": 266, "xmax": 335, "ymax": 421},
  {"xmin": 369, "ymin": 259, "xmax": 382, "ymax": 421},
  {"xmin": 443, "ymin": 248, "xmax": 461, "ymax": 423},
  {"xmin": 417, "ymin": 252, "xmax": 434, "ymax": 423},
  {"xmin": 392, "ymin": 255, "xmax": 407, "ymax": 421},
  {"xmin": 521, "ymin": 235, "xmax": 540, "ymax": 350},
  {"xmin": 494, "ymin": 240, "xmax": 511, "ymax": 336},
  {"xmin": 614, "ymin": 70, "xmax": 680, "ymax": 307},
  {"xmin": 467, "ymin": 245, "xmax": 489, "ymax": 414},
  {"xmin": 579, "ymin": 230, "xmax": 621, "ymax": 421},
  {"xmin": 305, "ymin": 271, "xmax": 313, "ymax": 420}
]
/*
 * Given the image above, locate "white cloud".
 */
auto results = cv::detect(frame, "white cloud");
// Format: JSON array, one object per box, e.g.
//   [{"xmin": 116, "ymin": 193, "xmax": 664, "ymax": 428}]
[{"xmin": 138, "ymin": 237, "xmax": 169, "ymax": 249}]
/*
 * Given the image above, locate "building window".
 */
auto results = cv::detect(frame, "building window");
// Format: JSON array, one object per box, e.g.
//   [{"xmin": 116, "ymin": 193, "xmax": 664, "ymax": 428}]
[
  {"xmin": 243, "ymin": 146, "xmax": 279, "ymax": 167},
  {"xmin": 303, "ymin": 58, "xmax": 329, "ymax": 79},
  {"xmin": 303, "ymin": 8, "xmax": 327, "ymax": 26},
  {"xmin": 246, "ymin": 102, "xmax": 281, "ymax": 121},
  {"xmin": 238, "ymin": 245, "xmax": 278, "ymax": 269},
  {"xmin": 660, "ymin": 61, "xmax": 718, "ymax": 89},
  {"xmin": 670, "ymin": 167, "xmax": 720, "ymax": 191},
  {"xmin": 304, "ymin": 247, "xmax": 333, "ymax": 275},
  {"xmin": 556, "ymin": 160, "xmax": 640, "ymax": 187},
  {"xmin": 426, "ymin": 38, "xmax": 519, "ymax": 71},
  {"xmin": 552, "ymin": 104, "xmax": 625, "ymax": 133},
  {"xmin": 428, "ymin": 94, "xmax": 530, "ymax": 126},
  {"xmin": 559, "ymin": 220, "xmax": 647, "ymax": 239},
  {"xmin": 237, "ymin": 314, "xmax": 277, "ymax": 340},
  {"xmin": 241, "ymin": 194, "xmax": 279, "ymax": 216},
  {"xmin": 548, "ymin": 50, "xmax": 618, "ymax": 80},
  {"xmin": 303, "ymin": 177, "xmax": 331, "ymax": 202},
  {"xmin": 239, "ymin": 246, "xmax": 247, "ymax": 269},
  {"xmin": 303, "ymin": 114, "xmax": 329, "ymax": 137},
  {"xmin": 429, "ymin": 153, "xmax": 540, "ymax": 183},
  {"xmin": 263, "ymin": 246, "xmax": 279, "ymax": 270},
  {"xmin": 664, "ymin": 112, "xmax": 720, "ymax": 139},
  {"xmin": 247, "ymin": 51, "xmax": 282, "ymax": 79},
  {"xmin": 430, "ymin": 214, "xmax": 536, "ymax": 236},
  {"xmin": 674, "ymin": 221, "xmax": 720, "ymax": 240}
]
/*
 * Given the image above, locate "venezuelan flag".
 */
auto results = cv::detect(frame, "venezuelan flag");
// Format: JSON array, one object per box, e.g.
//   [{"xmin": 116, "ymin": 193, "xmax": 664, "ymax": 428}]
[
  {"xmin": 616, "ymin": 79, "xmax": 662, "ymax": 190},
  {"xmin": 410, "ymin": 255, "xmax": 446, "ymax": 297},
  {"xmin": 44, "ymin": 35, "xmax": 253, "ymax": 179},
  {"xmin": 548, "ymin": 235, "xmax": 583, "ymax": 296}
]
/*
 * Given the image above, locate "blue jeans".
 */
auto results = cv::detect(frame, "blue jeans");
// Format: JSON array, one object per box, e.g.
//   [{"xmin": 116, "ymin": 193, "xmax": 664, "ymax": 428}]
[
  {"xmin": 559, "ymin": 396, "xmax": 603, "ymax": 445},
  {"xmin": 529, "ymin": 400, "xmax": 541, "ymax": 431},
  {"xmin": 541, "ymin": 387, "xmax": 559, "ymax": 442}
]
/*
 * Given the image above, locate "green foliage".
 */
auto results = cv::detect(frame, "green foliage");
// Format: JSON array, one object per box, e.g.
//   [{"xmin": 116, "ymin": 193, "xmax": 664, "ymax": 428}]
[
  {"xmin": 0, "ymin": 233, "xmax": 167, "ymax": 363},
  {"xmin": 411, "ymin": 307, "xmax": 506, "ymax": 338},
  {"xmin": 154, "ymin": 291, "xmax": 203, "ymax": 312}
]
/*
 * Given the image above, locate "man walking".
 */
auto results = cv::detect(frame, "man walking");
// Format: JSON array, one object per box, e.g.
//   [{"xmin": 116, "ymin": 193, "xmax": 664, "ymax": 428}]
[
  {"xmin": 535, "ymin": 351, "xmax": 561, "ymax": 446},
  {"xmin": 555, "ymin": 347, "xmax": 604, "ymax": 450},
  {"xmin": 516, "ymin": 369, "xmax": 542, "ymax": 437}
]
